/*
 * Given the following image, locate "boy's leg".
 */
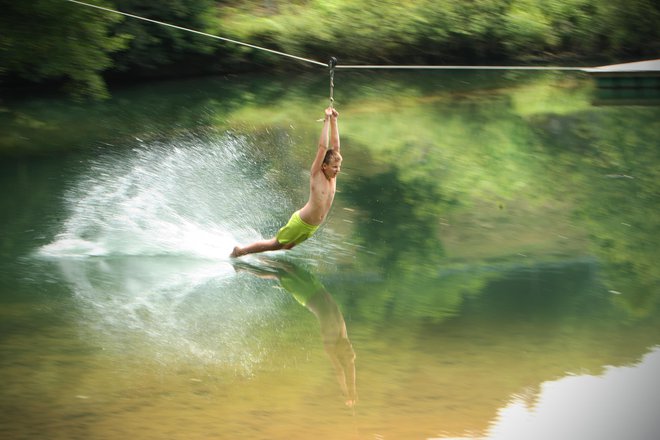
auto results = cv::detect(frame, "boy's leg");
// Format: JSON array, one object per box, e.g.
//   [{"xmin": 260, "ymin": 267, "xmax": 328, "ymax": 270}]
[{"xmin": 230, "ymin": 238, "xmax": 284, "ymax": 258}]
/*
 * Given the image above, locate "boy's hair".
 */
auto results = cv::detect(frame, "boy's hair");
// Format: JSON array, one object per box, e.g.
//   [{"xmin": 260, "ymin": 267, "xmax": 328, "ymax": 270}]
[{"xmin": 323, "ymin": 149, "xmax": 342, "ymax": 165}]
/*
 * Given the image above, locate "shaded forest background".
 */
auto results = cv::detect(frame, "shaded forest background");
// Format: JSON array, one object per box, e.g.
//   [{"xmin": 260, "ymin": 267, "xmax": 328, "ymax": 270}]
[{"xmin": 1, "ymin": 0, "xmax": 659, "ymax": 99}]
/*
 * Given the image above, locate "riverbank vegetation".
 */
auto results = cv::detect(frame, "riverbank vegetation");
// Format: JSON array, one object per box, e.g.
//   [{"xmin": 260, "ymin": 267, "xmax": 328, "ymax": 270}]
[{"xmin": 1, "ymin": 0, "xmax": 659, "ymax": 99}]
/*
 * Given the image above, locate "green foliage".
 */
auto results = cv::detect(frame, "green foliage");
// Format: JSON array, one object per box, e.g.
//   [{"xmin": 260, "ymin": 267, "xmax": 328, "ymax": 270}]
[
  {"xmin": 2, "ymin": 0, "xmax": 659, "ymax": 99},
  {"xmin": 0, "ymin": 0, "xmax": 128, "ymax": 99},
  {"xmin": 594, "ymin": 0, "xmax": 660, "ymax": 58},
  {"xmin": 345, "ymin": 167, "xmax": 447, "ymax": 274},
  {"xmin": 220, "ymin": 0, "xmax": 660, "ymax": 64},
  {"xmin": 111, "ymin": 0, "xmax": 219, "ymax": 73},
  {"xmin": 530, "ymin": 106, "xmax": 660, "ymax": 317},
  {"xmin": 498, "ymin": 2, "xmax": 557, "ymax": 55}
]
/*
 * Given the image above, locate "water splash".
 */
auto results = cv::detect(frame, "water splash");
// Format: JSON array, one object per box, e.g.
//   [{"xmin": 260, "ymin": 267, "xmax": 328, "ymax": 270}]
[
  {"xmin": 37, "ymin": 131, "xmax": 302, "ymax": 373},
  {"xmin": 40, "ymin": 131, "xmax": 286, "ymax": 259}
]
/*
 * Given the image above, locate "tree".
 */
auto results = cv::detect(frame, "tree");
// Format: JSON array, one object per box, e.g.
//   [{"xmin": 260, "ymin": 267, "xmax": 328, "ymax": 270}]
[
  {"xmin": 0, "ymin": 0, "xmax": 128, "ymax": 99},
  {"xmin": 110, "ymin": 0, "xmax": 218, "ymax": 74}
]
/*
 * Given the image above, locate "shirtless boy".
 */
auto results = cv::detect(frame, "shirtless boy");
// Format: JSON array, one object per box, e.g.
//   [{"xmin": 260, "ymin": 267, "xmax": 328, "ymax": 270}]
[{"xmin": 230, "ymin": 106, "xmax": 341, "ymax": 258}]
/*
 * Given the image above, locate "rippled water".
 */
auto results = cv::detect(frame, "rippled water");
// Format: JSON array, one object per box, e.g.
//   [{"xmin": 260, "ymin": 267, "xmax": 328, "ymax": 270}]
[{"xmin": 1, "ymin": 71, "xmax": 659, "ymax": 439}]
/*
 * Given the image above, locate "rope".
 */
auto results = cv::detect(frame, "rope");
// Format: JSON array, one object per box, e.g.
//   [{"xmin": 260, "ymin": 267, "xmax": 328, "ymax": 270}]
[
  {"xmin": 328, "ymin": 57, "xmax": 337, "ymax": 108},
  {"xmin": 63, "ymin": 0, "xmax": 327, "ymax": 67}
]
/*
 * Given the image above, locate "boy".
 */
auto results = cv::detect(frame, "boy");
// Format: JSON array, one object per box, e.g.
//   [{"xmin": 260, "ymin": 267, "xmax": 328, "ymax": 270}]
[{"xmin": 230, "ymin": 106, "xmax": 341, "ymax": 258}]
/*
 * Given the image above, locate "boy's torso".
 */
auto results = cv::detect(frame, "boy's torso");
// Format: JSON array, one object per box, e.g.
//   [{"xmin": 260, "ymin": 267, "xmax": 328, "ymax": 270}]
[{"xmin": 300, "ymin": 171, "xmax": 336, "ymax": 225}]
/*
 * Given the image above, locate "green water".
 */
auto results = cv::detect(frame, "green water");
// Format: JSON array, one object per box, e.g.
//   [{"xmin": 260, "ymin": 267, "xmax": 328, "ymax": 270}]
[{"xmin": 1, "ymin": 71, "xmax": 659, "ymax": 439}]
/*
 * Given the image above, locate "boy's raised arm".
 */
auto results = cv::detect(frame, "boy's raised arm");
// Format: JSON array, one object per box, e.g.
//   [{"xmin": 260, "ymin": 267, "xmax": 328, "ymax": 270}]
[
  {"xmin": 311, "ymin": 107, "xmax": 332, "ymax": 172},
  {"xmin": 330, "ymin": 108, "xmax": 340, "ymax": 152}
]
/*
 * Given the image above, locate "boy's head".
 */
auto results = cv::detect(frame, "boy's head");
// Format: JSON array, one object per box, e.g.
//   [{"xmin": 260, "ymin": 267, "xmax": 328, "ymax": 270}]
[{"xmin": 322, "ymin": 149, "xmax": 342, "ymax": 178}]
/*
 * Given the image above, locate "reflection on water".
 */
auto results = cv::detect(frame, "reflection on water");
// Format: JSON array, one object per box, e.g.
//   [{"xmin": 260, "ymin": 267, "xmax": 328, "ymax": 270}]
[
  {"xmin": 486, "ymin": 347, "xmax": 660, "ymax": 440},
  {"xmin": 1, "ymin": 71, "xmax": 659, "ymax": 439},
  {"xmin": 48, "ymin": 256, "xmax": 274, "ymax": 372},
  {"xmin": 233, "ymin": 258, "xmax": 358, "ymax": 407}
]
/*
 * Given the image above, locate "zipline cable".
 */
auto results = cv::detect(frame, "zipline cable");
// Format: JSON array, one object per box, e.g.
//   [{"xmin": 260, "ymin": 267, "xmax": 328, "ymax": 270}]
[
  {"xmin": 63, "ymin": 0, "xmax": 327, "ymax": 67},
  {"xmin": 336, "ymin": 64, "xmax": 585, "ymax": 71}
]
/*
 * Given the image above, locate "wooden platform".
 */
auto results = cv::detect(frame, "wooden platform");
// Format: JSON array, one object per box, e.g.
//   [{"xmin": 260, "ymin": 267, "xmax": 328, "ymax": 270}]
[
  {"xmin": 584, "ymin": 59, "xmax": 660, "ymax": 105},
  {"xmin": 584, "ymin": 59, "xmax": 660, "ymax": 88}
]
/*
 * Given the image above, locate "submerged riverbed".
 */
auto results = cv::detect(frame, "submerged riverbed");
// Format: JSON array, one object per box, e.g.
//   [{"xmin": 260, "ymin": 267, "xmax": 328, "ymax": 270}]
[{"xmin": 1, "ymin": 71, "xmax": 659, "ymax": 439}]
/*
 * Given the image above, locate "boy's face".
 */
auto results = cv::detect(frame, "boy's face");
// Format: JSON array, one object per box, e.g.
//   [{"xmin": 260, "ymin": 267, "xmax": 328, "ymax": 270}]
[{"xmin": 323, "ymin": 157, "xmax": 342, "ymax": 179}]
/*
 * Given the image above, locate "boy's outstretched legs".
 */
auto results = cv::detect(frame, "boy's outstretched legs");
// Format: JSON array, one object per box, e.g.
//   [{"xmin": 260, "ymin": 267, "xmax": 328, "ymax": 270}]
[{"xmin": 230, "ymin": 238, "xmax": 291, "ymax": 258}]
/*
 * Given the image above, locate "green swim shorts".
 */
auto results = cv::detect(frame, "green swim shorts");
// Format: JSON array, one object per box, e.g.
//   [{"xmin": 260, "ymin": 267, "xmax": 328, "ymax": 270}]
[
  {"xmin": 280, "ymin": 269, "xmax": 325, "ymax": 306},
  {"xmin": 276, "ymin": 211, "xmax": 319, "ymax": 245}
]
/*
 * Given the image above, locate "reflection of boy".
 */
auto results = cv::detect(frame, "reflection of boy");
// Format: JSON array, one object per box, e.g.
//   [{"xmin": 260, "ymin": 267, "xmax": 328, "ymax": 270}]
[
  {"xmin": 233, "ymin": 259, "xmax": 357, "ymax": 407},
  {"xmin": 230, "ymin": 107, "xmax": 341, "ymax": 258}
]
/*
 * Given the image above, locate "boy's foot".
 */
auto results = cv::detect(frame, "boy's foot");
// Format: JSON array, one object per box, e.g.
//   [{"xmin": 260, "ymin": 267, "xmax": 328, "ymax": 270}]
[{"xmin": 230, "ymin": 246, "xmax": 243, "ymax": 258}]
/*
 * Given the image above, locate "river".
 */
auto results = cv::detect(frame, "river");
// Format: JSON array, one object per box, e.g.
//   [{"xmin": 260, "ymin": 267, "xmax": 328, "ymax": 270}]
[{"xmin": 1, "ymin": 70, "xmax": 659, "ymax": 439}]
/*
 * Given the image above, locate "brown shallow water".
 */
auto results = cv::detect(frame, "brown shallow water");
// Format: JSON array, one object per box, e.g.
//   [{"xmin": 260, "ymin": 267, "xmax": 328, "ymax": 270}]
[{"xmin": 2, "ymin": 260, "xmax": 659, "ymax": 440}]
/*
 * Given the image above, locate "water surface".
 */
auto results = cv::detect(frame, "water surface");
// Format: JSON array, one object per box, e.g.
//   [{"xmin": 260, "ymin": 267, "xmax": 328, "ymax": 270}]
[{"xmin": 1, "ymin": 71, "xmax": 659, "ymax": 439}]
